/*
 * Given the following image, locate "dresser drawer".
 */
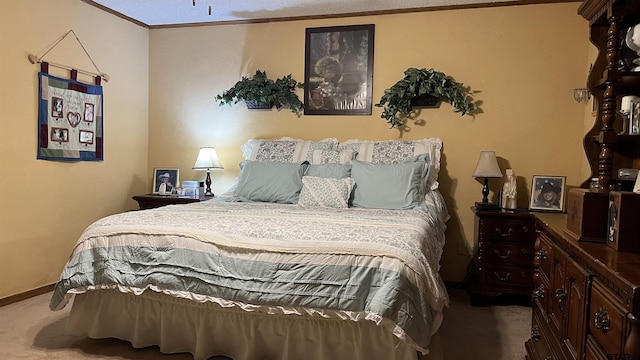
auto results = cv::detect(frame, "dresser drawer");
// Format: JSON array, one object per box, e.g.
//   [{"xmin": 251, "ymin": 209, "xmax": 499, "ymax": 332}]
[
  {"xmin": 535, "ymin": 231, "xmax": 555, "ymax": 284},
  {"xmin": 585, "ymin": 335, "xmax": 609, "ymax": 360},
  {"xmin": 483, "ymin": 264, "xmax": 533, "ymax": 288},
  {"xmin": 484, "ymin": 242, "xmax": 534, "ymax": 265},
  {"xmin": 526, "ymin": 303, "xmax": 557, "ymax": 360},
  {"xmin": 588, "ymin": 279, "xmax": 628, "ymax": 356},
  {"xmin": 532, "ymin": 270, "xmax": 551, "ymax": 317},
  {"xmin": 480, "ymin": 218, "xmax": 535, "ymax": 243}
]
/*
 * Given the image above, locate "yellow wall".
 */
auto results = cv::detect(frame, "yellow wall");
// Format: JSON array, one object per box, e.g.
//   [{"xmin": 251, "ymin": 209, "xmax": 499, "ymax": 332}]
[
  {"xmin": 0, "ymin": 1, "xmax": 149, "ymax": 298},
  {"xmin": 1, "ymin": 1, "xmax": 591, "ymax": 299},
  {"xmin": 149, "ymin": 3, "xmax": 590, "ymax": 282}
]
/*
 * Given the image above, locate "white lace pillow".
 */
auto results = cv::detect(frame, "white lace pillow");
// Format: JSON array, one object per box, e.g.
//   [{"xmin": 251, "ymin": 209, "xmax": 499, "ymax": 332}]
[
  {"xmin": 338, "ymin": 138, "xmax": 442, "ymax": 190},
  {"xmin": 311, "ymin": 149, "xmax": 357, "ymax": 165},
  {"xmin": 297, "ymin": 176, "xmax": 355, "ymax": 208},
  {"xmin": 241, "ymin": 137, "xmax": 338, "ymax": 163}
]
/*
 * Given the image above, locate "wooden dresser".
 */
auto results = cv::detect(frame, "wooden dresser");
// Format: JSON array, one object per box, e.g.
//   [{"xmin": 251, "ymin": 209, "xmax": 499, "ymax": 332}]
[
  {"xmin": 525, "ymin": 1, "xmax": 640, "ymax": 358},
  {"xmin": 525, "ymin": 213, "xmax": 640, "ymax": 360}
]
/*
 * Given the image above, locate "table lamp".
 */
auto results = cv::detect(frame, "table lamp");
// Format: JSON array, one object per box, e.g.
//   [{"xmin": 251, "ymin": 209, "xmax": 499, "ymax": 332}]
[
  {"xmin": 472, "ymin": 150, "xmax": 502, "ymax": 210},
  {"xmin": 192, "ymin": 147, "xmax": 224, "ymax": 196}
]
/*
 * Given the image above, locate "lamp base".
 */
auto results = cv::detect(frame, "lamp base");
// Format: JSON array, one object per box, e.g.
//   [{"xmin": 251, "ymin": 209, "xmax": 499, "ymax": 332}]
[
  {"xmin": 204, "ymin": 171, "xmax": 214, "ymax": 197},
  {"xmin": 475, "ymin": 202, "xmax": 500, "ymax": 210}
]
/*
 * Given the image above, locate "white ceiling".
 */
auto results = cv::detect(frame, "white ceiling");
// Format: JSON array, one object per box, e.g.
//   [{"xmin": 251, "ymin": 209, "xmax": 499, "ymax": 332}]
[{"xmin": 87, "ymin": 0, "xmax": 555, "ymax": 27}]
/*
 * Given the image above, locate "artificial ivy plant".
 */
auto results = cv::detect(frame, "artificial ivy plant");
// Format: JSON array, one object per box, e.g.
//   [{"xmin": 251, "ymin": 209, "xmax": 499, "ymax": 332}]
[
  {"xmin": 375, "ymin": 67, "xmax": 477, "ymax": 128},
  {"xmin": 215, "ymin": 70, "xmax": 305, "ymax": 116}
]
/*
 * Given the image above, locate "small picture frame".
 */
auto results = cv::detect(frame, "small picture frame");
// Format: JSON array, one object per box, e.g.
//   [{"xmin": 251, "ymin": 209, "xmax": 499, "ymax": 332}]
[
  {"xmin": 52, "ymin": 97, "xmax": 63, "ymax": 118},
  {"xmin": 51, "ymin": 127, "xmax": 69, "ymax": 142},
  {"xmin": 153, "ymin": 168, "xmax": 179, "ymax": 194},
  {"xmin": 84, "ymin": 102, "xmax": 95, "ymax": 122},
  {"xmin": 79, "ymin": 130, "xmax": 94, "ymax": 144},
  {"xmin": 529, "ymin": 175, "xmax": 566, "ymax": 212}
]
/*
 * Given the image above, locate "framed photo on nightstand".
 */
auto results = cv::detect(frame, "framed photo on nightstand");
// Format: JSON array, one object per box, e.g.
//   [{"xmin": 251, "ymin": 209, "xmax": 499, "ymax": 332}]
[
  {"xmin": 152, "ymin": 168, "xmax": 179, "ymax": 194},
  {"xmin": 529, "ymin": 175, "xmax": 566, "ymax": 212}
]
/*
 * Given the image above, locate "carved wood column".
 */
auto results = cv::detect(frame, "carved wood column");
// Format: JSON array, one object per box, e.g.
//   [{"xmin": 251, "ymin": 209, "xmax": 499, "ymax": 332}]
[{"xmin": 598, "ymin": 12, "xmax": 622, "ymax": 189}]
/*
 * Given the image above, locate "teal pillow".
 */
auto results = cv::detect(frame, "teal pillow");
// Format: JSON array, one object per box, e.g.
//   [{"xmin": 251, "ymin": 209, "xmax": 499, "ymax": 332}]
[
  {"xmin": 306, "ymin": 163, "xmax": 351, "ymax": 179},
  {"xmin": 233, "ymin": 161, "xmax": 309, "ymax": 203},
  {"xmin": 350, "ymin": 159, "xmax": 426, "ymax": 209}
]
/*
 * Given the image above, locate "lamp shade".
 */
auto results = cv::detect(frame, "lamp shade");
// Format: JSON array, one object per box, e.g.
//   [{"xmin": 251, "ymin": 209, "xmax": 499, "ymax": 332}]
[
  {"xmin": 192, "ymin": 147, "xmax": 224, "ymax": 170},
  {"xmin": 472, "ymin": 150, "xmax": 502, "ymax": 178}
]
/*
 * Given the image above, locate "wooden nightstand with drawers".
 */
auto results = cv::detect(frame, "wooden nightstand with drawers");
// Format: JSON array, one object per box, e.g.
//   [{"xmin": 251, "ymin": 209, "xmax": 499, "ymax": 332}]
[
  {"xmin": 132, "ymin": 193, "xmax": 207, "ymax": 210},
  {"xmin": 471, "ymin": 208, "xmax": 536, "ymax": 305}
]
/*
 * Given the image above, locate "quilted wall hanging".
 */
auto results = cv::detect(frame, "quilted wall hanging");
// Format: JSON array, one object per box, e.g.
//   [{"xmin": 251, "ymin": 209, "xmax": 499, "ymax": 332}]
[
  {"xmin": 30, "ymin": 30, "xmax": 108, "ymax": 161},
  {"xmin": 37, "ymin": 72, "xmax": 103, "ymax": 161}
]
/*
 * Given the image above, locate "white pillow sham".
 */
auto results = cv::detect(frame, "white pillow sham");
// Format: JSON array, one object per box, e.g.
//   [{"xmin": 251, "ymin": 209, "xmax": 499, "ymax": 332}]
[
  {"xmin": 311, "ymin": 149, "xmax": 357, "ymax": 165},
  {"xmin": 241, "ymin": 137, "xmax": 338, "ymax": 163},
  {"xmin": 338, "ymin": 138, "xmax": 442, "ymax": 190}
]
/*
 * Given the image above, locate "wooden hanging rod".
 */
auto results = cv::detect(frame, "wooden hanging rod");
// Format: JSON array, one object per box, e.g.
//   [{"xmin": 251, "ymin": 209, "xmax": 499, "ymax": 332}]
[{"xmin": 27, "ymin": 53, "xmax": 110, "ymax": 82}]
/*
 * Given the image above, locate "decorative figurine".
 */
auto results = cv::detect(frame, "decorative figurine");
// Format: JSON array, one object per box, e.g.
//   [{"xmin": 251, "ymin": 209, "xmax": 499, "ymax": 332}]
[{"xmin": 502, "ymin": 169, "xmax": 517, "ymax": 209}]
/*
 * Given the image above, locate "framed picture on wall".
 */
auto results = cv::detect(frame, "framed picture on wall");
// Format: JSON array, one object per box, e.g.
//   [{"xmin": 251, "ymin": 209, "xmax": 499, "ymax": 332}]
[
  {"xmin": 153, "ymin": 168, "xmax": 179, "ymax": 194},
  {"xmin": 304, "ymin": 24, "xmax": 375, "ymax": 116},
  {"xmin": 529, "ymin": 175, "xmax": 566, "ymax": 212}
]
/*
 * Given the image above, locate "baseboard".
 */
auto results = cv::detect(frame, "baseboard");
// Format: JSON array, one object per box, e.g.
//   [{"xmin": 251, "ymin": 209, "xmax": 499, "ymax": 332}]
[{"xmin": 0, "ymin": 283, "xmax": 55, "ymax": 308}]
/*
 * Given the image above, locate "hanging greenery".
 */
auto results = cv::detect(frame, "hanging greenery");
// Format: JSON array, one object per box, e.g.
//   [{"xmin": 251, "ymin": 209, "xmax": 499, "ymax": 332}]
[
  {"xmin": 215, "ymin": 70, "xmax": 305, "ymax": 116},
  {"xmin": 375, "ymin": 67, "xmax": 477, "ymax": 128}
]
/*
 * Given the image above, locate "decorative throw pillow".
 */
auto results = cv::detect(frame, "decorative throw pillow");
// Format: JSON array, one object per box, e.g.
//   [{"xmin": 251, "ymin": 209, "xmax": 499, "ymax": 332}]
[
  {"xmin": 298, "ymin": 176, "xmax": 355, "ymax": 208},
  {"xmin": 338, "ymin": 138, "xmax": 442, "ymax": 190},
  {"xmin": 306, "ymin": 163, "xmax": 351, "ymax": 179},
  {"xmin": 232, "ymin": 161, "xmax": 309, "ymax": 203},
  {"xmin": 350, "ymin": 159, "xmax": 426, "ymax": 210},
  {"xmin": 241, "ymin": 137, "xmax": 338, "ymax": 163},
  {"xmin": 311, "ymin": 149, "xmax": 357, "ymax": 165}
]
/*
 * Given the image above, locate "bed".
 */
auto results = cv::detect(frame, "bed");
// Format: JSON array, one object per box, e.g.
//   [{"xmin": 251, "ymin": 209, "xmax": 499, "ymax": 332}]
[{"xmin": 50, "ymin": 137, "xmax": 451, "ymax": 360}]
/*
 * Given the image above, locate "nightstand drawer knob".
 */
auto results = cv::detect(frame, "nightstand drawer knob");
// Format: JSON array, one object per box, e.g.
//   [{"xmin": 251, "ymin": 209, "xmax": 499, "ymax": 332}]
[
  {"xmin": 493, "ymin": 249, "xmax": 511, "ymax": 260},
  {"xmin": 493, "ymin": 271, "xmax": 511, "ymax": 282},
  {"xmin": 495, "ymin": 227, "xmax": 513, "ymax": 238}
]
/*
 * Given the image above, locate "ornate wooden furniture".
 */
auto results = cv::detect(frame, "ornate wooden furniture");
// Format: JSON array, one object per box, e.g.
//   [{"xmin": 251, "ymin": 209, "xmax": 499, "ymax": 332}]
[
  {"xmin": 525, "ymin": 2, "xmax": 640, "ymax": 358},
  {"xmin": 472, "ymin": 209, "xmax": 535, "ymax": 305},
  {"xmin": 580, "ymin": 0, "xmax": 640, "ymax": 190},
  {"xmin": 132, "ymin": 193, "xmax": 206, "ymax": 210},
  {"xmin": 525, "ymin": 213, "xmax": 640, "ymax": 360}
]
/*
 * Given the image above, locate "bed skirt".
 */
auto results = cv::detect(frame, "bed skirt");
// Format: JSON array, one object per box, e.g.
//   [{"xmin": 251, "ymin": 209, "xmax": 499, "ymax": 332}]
[{"xmin": 66, "ymin": 290, "xmax": 443, "ymax": 360}]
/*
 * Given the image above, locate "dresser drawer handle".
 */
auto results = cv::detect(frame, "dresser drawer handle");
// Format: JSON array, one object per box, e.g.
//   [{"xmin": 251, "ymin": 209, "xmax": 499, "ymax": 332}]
[
  {"xmin": 555, "ymin": 288, "xmax": 567, "ymax": 314},
  {"xmin": 535, "ymin": 248, "xmax": 547, "ymax": 261},
  {"xmin": 493, "ymin": 271, "xmax": 511, "ymax": 282},
  {"xmin": 493, "ymin": 249, "xmax": 511, "ymax": 260},
  {"xmin": 496, "ymin": 228, "xmax": 513, "ymax": 237},
  {"xmin": 531, "ymin": 325, "xmax": 540, "ymax": 341},
  {"xmin": 532, "ymin": 284, "xmax": 545, "ymax": 299},
  {"xmin": 594, "ymin": 307, "xmax": 610, "ymax": 333}
]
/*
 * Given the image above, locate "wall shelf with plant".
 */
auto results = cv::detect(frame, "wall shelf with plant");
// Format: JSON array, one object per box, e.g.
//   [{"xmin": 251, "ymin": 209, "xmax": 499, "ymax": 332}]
[
  {"xmin": 375, "ymin": 67, "xmax": 478, "ymax": 128},
  {"xmin": 215, "ymin": 70, "xmax": 305, "ymax": 116}
]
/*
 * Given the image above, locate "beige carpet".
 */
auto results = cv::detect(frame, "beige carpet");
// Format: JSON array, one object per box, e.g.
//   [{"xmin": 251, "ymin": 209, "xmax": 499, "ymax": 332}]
[{"xmin": 0, "ymin": 288, "xmax": 530, "ymax": 359}]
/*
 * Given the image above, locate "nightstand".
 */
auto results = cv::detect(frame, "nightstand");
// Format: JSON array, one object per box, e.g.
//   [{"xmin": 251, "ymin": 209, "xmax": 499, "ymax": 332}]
[
  {"xmin": 471, "ymin": 208, "xmax": 535, "ymax": 305},
  {"xmin": 132, "ymin": 193, "xmax": 208, "ymax": 210}
]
